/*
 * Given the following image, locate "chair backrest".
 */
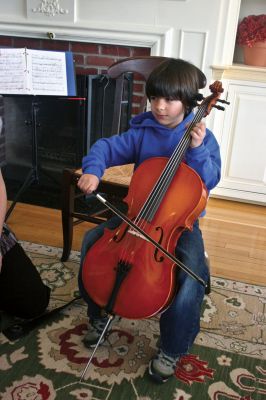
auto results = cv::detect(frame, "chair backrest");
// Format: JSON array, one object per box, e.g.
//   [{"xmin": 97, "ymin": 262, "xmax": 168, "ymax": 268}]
[
  {"xmin": 107, "ymin": 56, "xmax": 169, "ymax": 135},
  {"xmin": 107, "ymin": 56, "xmax": 168, "ymax": 81}
]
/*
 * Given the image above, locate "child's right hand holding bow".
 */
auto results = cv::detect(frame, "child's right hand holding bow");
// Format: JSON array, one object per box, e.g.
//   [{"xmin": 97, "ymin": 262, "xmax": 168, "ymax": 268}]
[{"xmin": 77, "ymin": 173, "xmax": 100, "ymax": 195}]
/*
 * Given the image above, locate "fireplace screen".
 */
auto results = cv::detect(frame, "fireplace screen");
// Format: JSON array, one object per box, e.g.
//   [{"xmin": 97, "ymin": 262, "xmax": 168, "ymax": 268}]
[{"xmin": 2, "ymin": 73, "xmax": 133, "ymax": 209}]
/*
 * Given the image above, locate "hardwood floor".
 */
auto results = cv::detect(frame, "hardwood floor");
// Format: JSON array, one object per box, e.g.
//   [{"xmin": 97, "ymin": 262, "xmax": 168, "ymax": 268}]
[
  {"xmin": 7, "ymin": 197, "xmax": 266, "ymax": 286},
  {"xmin": 199, "ymin": 198, "xmax": 266, "ymax": 285}
]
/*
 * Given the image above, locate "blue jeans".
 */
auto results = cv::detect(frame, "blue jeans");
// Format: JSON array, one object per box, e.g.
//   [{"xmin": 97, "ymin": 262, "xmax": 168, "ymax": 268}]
[{"xmin": 78, "ymin": 217, "xmax": 209, "ymax": 358}]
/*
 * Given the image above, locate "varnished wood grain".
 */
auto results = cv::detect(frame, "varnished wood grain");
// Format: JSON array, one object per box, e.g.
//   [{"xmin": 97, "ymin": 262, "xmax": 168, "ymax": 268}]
[{"xmin": 7, "ymin": 197, "xmax": 266, "ymax": 286}]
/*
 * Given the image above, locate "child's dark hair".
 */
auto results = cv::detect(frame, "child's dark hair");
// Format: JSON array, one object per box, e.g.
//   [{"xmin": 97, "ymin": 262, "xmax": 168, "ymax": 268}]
[{"xmin": 145, "ymin": 58, "xmax": 206, "ymax": 113}]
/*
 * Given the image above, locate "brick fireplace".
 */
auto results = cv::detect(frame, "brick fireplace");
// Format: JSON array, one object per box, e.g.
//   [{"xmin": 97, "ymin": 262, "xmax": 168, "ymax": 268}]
[{"xmin": 0, "ymin": 35, "xmax": 150, "ymax": 210}]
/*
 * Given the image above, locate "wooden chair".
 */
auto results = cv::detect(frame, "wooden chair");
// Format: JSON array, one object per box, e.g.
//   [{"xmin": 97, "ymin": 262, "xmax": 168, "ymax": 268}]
[{"xmin": 61, "ymin": 56, "xmax": 168, "ymax": 261}]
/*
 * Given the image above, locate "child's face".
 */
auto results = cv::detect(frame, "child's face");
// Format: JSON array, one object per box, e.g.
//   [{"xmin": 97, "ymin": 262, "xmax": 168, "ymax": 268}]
[{"xmin": 150, "ymin": 96, "xmax": 185, "ymax": 129}]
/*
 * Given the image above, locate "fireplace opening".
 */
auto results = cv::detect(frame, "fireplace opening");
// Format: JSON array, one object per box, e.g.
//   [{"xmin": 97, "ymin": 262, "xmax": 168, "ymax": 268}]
[{"xmin": 2, "ymin": 72, "xmax": 133, "ymax": 210}]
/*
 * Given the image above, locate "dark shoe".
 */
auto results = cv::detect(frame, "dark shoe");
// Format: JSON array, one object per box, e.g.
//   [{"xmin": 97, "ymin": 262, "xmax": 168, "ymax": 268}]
[
  {"xmin": 204, "ymin": 252, "xmax": 211, "ymax": 295},
  {"xmin": 83, "ymin": 317, "xmax": 110, "ymax": 348},
  {"xmin": 205, "ymin": 276, "xmax": 211, "ymax": 295},
  {"xmin": 149, "ymin": 349, "xmax": 179, "ymax": 383}
]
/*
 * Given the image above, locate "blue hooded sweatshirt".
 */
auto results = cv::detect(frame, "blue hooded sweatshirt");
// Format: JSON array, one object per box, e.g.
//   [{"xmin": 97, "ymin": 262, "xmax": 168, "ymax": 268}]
[{"xmin": 82, "ymin": 111, "xmax": 221, "ymax": 193}]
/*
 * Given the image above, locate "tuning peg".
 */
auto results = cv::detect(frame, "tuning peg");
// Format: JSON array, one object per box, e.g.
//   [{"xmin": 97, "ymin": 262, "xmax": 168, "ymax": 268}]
[
  {"xmin": 195, "ymin": 93, "xmax": 204, "ymax": 101},
  {"xmin": 192, "ymin": 93, "xmax": 204, "ymax": 103},
  {"xmin": 212, "ymin": 105, "xmax": 225, "ymax": 111},
  {"xmin": 217, "ymin": 99, "xmax": 230, "ymax": 105}
]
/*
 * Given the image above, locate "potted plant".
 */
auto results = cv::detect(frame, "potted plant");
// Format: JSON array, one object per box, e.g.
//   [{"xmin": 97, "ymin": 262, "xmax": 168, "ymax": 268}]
[{"xmin": 236, "ymin": 14, "xmax": 266, "ymax": 67}]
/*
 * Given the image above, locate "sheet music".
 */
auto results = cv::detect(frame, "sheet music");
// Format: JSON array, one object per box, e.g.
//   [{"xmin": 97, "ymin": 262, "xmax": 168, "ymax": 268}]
[
  {"xmin": 0, "ymin": 48, "xmax": 29, "ymax": 94},
  {"xmin": 0, "ymin": 48, "xmax": 71, "ymax": 96},
  {"xmin": 28, "ymin": 49, "xmax": 68, "ymax": 95}
]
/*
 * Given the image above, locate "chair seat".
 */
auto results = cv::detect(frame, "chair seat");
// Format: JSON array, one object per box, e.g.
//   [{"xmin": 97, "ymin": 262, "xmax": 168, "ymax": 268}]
[
  {"xmin": 102, "ymin": 164, "xmax": 134, "ymax": 186},
  {"xmin": 74, "ymin": 164, "xmax": 134, "ymax": 187}
]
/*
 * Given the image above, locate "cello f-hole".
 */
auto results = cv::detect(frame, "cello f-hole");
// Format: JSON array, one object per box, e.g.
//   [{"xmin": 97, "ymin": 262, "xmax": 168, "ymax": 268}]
[
  {"xmin": 154, "ymin": 226, "xmax": 164, "ymax": 263},
  {"xmin": 113, "ymin": 224, "xmax": 130, "ymax": 242}
]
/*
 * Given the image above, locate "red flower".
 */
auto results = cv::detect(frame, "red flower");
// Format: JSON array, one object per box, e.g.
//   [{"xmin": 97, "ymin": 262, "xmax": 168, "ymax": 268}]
[{"xmin": 236, "ymin": 14, "xmax": 266, "ymax": 48}]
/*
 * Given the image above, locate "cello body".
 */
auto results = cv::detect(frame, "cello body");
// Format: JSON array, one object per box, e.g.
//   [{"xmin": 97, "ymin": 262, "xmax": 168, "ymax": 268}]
[{"xmin": 82, "ymin": 156, "xmax": 208, "ymax": 319}]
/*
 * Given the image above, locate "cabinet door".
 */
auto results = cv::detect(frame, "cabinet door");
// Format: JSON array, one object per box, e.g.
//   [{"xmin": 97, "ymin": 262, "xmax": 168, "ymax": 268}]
[{"xmin": 214, "ymin": 82, "xmax": 266, "ymax": 204}]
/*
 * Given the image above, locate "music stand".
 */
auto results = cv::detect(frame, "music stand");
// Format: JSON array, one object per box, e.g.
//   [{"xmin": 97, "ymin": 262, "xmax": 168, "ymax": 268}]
[
  {"xmin": 5, "ymin": 97, "xmax": 39, "ymax": 221},
  {"xmin": 0, "ymin": 48, "xmax": 76, "ymax": 220}
]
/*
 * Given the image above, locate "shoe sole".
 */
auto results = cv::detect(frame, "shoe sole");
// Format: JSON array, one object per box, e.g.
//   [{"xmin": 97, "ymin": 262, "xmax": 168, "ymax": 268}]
[
  {"xmin": 83, "ymin": 336, "xmax": 105, "ymax": 349},
  {"xmin": 148, "ymin": 360, "xmax": 171, "ymax": 384}
]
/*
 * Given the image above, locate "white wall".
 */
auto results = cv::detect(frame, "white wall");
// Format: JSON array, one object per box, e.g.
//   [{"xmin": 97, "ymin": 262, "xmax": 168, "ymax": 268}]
[{"xmin": 0, "ymin": 0, "xmax": 241, "ymax": 85}]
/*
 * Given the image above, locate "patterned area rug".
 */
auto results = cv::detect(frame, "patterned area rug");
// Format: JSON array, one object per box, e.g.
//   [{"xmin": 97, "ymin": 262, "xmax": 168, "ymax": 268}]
[{"xmin": 0, "ymin": 242, "xmax": 265, "ymax": 400}]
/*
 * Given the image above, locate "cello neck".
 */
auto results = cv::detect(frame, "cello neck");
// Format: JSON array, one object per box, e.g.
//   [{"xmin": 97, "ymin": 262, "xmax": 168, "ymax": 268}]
[{"xmin": 137, "ymin": 102, "xmax": 208, "ymax": 222}]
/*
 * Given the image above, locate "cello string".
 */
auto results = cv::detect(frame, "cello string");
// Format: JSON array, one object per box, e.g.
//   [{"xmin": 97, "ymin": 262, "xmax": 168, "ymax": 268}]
[
  {"xmin": 132, "ymin": 114, "xmax": 203, "ymax": 240},
  {"xmin": 119, "ymin": 114, "xmax": 204, "ymax": 266},
  {"xmin": 138, "ymin": 106, "xmax": 206, "ymax": 222},
  {"xmin": 135, "ymin": 122, "xmax": 194, "ymax": 224},
  {"xmin": 135, "ymin": 105, "xmax": 207, "ymax": 227},
  {"xmin": 144, "ymin": 119, "xmax": 203, "ymax": 219},
  {"xmin": 119, "ymin": 104, "xmax": 207, "ymax": 264}
]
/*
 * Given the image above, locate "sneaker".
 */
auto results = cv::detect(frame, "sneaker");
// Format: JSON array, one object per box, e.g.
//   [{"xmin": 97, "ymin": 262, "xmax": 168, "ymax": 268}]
[
  {"xmin": 149, "ymin": 349, "xmax": 179, "ymax": 383},
  {"xmin": 83, "ymin": 317, "xmax": 110, "ymax": 348}
]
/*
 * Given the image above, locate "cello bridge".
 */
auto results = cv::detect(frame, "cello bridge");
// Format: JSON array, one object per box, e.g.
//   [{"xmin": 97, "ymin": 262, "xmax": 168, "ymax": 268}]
[{"xmin": 127, "ymin": 228, "xmax": 148, "ymax": 242}]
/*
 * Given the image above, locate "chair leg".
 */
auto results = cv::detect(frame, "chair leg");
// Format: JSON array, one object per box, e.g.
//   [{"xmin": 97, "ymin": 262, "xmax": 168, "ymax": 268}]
[{"xmin": 61, "ymin": 169, "xmax": 75, "ymax": 261}]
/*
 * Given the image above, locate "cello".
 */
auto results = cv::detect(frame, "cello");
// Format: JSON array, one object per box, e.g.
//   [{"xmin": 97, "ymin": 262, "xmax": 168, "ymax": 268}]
[
  {"xmin": 82, "ymin": 81, "xmax": 227, "ymax": 319},
  {"xmin": 80, "ymin": 80, "xmax": 229, "ymax": 380}
]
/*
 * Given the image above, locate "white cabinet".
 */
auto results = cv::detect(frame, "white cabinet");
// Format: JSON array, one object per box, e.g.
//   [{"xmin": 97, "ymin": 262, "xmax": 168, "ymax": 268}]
[
  {"xmin": 211, "ymin": 73, "xmax": 266, "ymax": 204},
  {"xmin": 210, "ymin": 0, "xmax": 266, "ymax": 204}
]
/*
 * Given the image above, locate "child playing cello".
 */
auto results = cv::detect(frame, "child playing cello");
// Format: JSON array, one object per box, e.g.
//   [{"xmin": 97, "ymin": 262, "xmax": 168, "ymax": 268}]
[{"xmin": 78, "ymin": 58, "xmax": 221, "ymax": 383}]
